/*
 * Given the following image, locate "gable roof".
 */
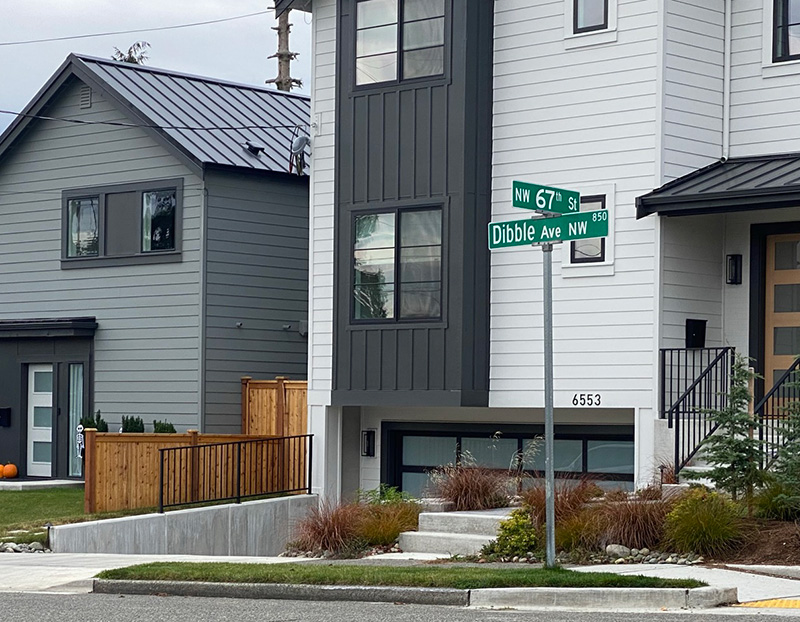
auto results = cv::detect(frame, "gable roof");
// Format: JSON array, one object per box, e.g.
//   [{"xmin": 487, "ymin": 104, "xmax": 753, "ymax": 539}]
[
  {"xmin": 0, "ymin": 54, "xmax": 310, "ymax": 176},
  {"xmin": 636, "ymin": 152, "xmax": 800, "ymax": 218}
]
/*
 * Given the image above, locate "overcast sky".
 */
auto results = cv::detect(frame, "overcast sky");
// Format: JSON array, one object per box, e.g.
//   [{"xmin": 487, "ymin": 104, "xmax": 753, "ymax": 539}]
[{"xmin": 0, "ymin": 0, "xmax": 312, "ymax": 133}]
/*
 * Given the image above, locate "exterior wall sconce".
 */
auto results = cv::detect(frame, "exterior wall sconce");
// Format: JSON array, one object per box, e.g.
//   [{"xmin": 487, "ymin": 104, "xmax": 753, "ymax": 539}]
[
  {"xmin": 361, "ymin": 429, "xmax": 376, "ymax": 457},
  {"xmin": 726, "ymin": 254, "xmax": 742, "ymax": 285}
]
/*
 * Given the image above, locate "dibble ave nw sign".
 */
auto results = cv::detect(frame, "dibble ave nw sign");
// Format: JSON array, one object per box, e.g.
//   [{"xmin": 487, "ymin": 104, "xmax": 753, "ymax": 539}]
[{"xmin": 488, "ymin": 210, "xmax": 608, "ymax": 249}]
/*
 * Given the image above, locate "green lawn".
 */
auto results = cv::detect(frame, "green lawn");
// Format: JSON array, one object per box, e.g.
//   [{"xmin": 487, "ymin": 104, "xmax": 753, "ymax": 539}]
[
  {"xmin": 97, "ymin": 562, "xmax": 705, "ymax": 590},
  {"xmin": 0, "ymin": 488, "xmax": 153, "ymax": 544}
]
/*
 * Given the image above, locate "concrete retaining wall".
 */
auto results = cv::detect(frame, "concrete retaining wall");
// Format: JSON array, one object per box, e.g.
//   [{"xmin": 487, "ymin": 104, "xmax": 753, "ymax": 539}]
[{"xmin": 51, "ymin": 495, "xmax": 318, "ymax": 556}]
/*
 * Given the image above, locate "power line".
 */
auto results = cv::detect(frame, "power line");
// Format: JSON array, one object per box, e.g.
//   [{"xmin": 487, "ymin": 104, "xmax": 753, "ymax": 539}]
[
  {"xmin": 0, "ymin": 11, "xmax": 270, "ymax": 47},
  {"xmin": 0, "ymin": 109, "xmax": 305, "ymax": 132}
]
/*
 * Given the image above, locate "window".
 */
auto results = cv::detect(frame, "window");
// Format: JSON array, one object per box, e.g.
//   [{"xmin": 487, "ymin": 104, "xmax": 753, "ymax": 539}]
[
  {"xmin": 353, "ymin": 207, "xmax": 442, "ymax": 321},
  {"xmin": 355, "ymin": 0, "xmax": 445, "ymax": 86},
  {"xmin": 63, "ymin": 179, "xmax": 182, "ymax": 266},
  {"xmin": 574, "ymin": 0, "xmax": 607, "ymax": 33},
  {"xmin": 570, "ymin": 195, "xmax": 606, "ymax": 264},
  {"xmin": 774, "ymin": 0, "xmax": 800, "ymax": 62}
]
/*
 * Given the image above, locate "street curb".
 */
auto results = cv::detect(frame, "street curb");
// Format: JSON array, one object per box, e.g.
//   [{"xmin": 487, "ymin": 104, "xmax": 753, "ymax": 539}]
[
  {"xmin": 470, "ymin": 586, "xmax": 738, "ymax": 610},
  {"xmin": 92, "ymin": 579, "xmax": 469, "ymax": 606},
  {"xmin": 93, "ymin": 579, "xmax": 737, "ymax": 609}
]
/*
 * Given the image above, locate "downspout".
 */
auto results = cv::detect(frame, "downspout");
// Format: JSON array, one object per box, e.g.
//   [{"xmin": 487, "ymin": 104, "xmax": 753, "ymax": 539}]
[{"xmin": 722, "ymin": 0, "xmax": 732, "ymax": 161}]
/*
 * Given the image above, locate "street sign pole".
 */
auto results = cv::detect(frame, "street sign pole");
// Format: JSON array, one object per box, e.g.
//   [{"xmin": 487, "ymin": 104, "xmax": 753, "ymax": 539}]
[{"xmin": 542, "ymin": 243, "xmax": 556, "ymax": 569}]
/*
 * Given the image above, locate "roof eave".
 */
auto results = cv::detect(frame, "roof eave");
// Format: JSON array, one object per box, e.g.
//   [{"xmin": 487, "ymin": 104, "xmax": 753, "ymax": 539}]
[
  {"xmin": 636, "ymin": 187, "xmax": 800, "ymax": 219},
  {"xmin": 276, "ymin": 0, "xmax": 312, "ymax": 16}
]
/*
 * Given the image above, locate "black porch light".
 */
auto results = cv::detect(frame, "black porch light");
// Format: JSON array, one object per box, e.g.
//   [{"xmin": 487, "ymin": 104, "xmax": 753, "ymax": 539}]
[
  {"xmin": 361, "ymin": 429, "xmax": 376, "ymax": 457},
  {"xmin": 726, "ymin": 254, "xmax": 742, "ymax": 285}
]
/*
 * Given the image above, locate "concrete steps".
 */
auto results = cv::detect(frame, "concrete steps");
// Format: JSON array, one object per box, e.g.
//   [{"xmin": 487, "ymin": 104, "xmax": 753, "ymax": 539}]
[{"xmin": 399, "ymin": 508, "xmax": 512, "ymax": 556}]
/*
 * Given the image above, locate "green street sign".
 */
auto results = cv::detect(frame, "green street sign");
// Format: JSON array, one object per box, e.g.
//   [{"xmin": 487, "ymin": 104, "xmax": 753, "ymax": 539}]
[
  {"xmin": 488, "ymin": 210, "xmax": 608, "ymax": 250},
  {"xmin": 513, "ymin": 181, "xmax": 580, "ymax": 215}
]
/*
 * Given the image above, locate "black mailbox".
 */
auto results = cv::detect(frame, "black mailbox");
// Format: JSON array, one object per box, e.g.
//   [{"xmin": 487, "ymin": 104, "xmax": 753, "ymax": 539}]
[
  {"xmin": 0, "ymin": 407, "xmax": 10, "ymax": 427},
  {"xmin": 685, "ymin": 319, "xmax": 707, "ymax": 349}
]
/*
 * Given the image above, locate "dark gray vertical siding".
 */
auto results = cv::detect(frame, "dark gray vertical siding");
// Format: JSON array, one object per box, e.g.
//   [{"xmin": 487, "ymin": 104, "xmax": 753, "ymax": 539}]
[
  {"xmin": 332, "ymin": 0, "xmax": 493, "ymax": 407},
  {"xmin": 203, "ymin": 170, "xmax": 309, "ymax": 432}
]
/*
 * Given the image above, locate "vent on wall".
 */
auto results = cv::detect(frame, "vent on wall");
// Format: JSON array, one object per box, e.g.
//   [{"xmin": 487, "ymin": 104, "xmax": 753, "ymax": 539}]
[{"xmin": 79, "ymin": 86, "xmax": 92, "ymax": 109}]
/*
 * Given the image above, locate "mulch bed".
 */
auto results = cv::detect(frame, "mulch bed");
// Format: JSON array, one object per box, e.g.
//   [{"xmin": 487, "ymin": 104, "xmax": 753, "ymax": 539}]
[{"xmin": 712, "ymin": 520, "xmax": 800, "ymax": 565}]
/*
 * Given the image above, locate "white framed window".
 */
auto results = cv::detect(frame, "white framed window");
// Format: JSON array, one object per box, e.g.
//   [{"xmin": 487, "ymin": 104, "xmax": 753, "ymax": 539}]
[
  {"xmin": 561, "ymin": 183, "xmax": 615, "ymax": 277},
  {"xmin": 564, "ymin": 0, "xmax": 617, "ymax": 49}
]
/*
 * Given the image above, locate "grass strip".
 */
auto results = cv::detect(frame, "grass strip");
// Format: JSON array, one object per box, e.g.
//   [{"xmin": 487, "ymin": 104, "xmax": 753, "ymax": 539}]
[{"xmin": 97, "ymin": 562, "xmax": 705, "ymax": 590}]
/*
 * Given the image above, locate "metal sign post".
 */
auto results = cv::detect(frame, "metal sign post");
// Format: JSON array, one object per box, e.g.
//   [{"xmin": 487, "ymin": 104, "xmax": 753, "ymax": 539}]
[
  {"xmin": 489, "ymin": 180, "xmax": 609, "ymax": 570},
  {"xmin": 541, "ymin": 243, "xmax": 556, "ymax": 568}
]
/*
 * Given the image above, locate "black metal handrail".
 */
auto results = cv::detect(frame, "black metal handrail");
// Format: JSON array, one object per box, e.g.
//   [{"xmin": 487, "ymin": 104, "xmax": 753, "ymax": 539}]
[
  {"xmin": 158, "ymin": 434, "xmax": 313, "ymax": 512},
  {"xmin": 660, "ymin": 347, "xmax": 735, "ymax": 474},
  {"xmin": 755, "ymin": 357, "xmax": 800, "ymax": 469}
]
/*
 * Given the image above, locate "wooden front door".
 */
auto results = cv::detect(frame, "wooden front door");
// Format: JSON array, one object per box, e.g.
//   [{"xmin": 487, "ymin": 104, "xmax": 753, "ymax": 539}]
[{"xmin": 764, "ymin": 233, "xmax": 800, "ymax": 389}]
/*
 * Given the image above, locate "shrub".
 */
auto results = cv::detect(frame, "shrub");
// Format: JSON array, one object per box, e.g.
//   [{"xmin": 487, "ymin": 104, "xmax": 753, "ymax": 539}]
[
  {"xmin": 599, "ymin": 496, "xmax": 674, "ymax": 550},
  {"xmin": 664, "ymin": 488, "xmax": 743, "ymax": 556},
  {"xmin": 428, "ymin": 461, "xmax": 511, "ymax": 511},
  {"xmin": 153, "ymin": 420, "xmax": 177, "ymax": 434},
  {"xmin": 522, "ymin": 479, "xmax": 601, "ymax": 525},
  {"xmin": 80, "ymin": 410, "xmax": 108, "ymax": 432},
  {"xmin": 293, "ymin": 500, "xmax": 365, "ymax": 556},
  {"xmin": 121, "ymin": 415, "xmax": 145, "ymax": 433},
  {"xmin": 358, "ymin": 501, "xmax": 421, "ymax": 546},
  {"xmin": 358, "ymin": 484, "xmax": 414, "ymax": 505},
  {"xmin": 481, "ymin": 508, "xmax": 538, "ymax": 558},
  {"xmin": 755, "ymin": 480, "xmax": 800, "ymax": 521}
]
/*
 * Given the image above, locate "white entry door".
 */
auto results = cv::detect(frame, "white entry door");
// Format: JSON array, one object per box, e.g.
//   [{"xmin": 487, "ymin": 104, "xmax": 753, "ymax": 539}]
[{"xmin": 27, "ymin": 364, "xmax": 54, "ymax": 477}]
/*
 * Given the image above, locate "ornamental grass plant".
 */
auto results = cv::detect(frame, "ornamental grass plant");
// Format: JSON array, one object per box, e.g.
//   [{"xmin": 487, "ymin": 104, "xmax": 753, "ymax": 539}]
[
  {"xmin": 664, "ymin": 488, "xmax": 743, "ymax": 556},
  {"xmin": 427, "ymin": 457, "xmax": 512, "ymax": 511}
]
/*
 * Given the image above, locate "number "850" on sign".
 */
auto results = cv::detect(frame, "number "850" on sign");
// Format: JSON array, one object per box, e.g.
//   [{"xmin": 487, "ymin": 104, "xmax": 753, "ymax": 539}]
[{"xmin": 572, "ymin": 393, "xmax": 601, "ymax": 406}]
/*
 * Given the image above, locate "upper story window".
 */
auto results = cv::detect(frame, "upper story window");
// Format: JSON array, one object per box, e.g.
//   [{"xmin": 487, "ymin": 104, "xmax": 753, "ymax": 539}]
[
  {"xmin": 574, "ymin": 0, "xmax": 608, "ymax": 33},
  {"xmin": 63, "ymin": 179, "xmax": 182, "ymax": 267},
  {"xmin": 569, "ymin": 195, "xmax": 605, "ymax": 264},
  {"xmin": 774, "ymin": 0, "xmax": 800, "ymax": 62},
  {"xmin": 355, "ymin": 0, "xmax": 446, "ymax": 86},
  {"xmin": 353, "ymin": 207, "xmax": 442, "ymax": 321}
]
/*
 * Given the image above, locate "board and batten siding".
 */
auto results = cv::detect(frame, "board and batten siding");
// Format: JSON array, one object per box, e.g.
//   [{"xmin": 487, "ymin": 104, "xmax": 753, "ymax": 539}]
[
  {"xmin": 729, "ymin": 0, "xmax": 800, "ymax": 156},
  {"xmin": 0, "ymin": 78, "xmax": 202, "ymax": 430},
  {"xmin": 662, "ymin": 0, "xmax": 724, "ymax": 181},
  {"xmin": 490, "ymin": 0, "xmax": 660, "ymax": 410},
  {"xmin": 203, "ymin": 170, "xmax": 309, "ymax": 433}
]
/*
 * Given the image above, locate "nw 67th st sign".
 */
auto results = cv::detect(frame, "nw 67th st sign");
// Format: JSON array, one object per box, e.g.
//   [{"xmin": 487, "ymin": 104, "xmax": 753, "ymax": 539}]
[{"xmin": 488, "ymin": 210, "xmax": 609, "ymax": 249}]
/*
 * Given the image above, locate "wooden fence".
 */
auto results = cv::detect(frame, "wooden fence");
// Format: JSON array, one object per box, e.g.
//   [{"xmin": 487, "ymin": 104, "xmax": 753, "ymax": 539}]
[
  {"xmin": 241, "ymin": 376, "xmax": 307, "ymax": 437},
  {"xmin": 84, "ymin": 430, "xmax": 273, "ymax": 513}
]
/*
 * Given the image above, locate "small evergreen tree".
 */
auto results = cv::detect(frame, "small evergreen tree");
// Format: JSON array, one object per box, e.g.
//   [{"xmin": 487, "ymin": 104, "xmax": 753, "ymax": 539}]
[
  {"xmin": 770, "ymin": 372, "xmax": 800, "ymax": 499},
  {"xmin": 686, "ymin": 354, "xmax": 766, "ymax": 515},
  {"xmin": 80, "ymin": 410, "xmax": 108, "ymax": 432},
  {"xmin": 121, "ymin": 415, "xmax": 145, "ymax": 433},
  {"xmin": 152, "ymin": 419, "xmax": 177, "ymax": 434}
]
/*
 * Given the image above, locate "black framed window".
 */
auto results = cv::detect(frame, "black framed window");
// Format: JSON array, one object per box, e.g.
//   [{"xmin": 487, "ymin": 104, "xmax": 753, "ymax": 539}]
[
  {"xmin": 570, "ymin": 195, "xmax": 606, "ymax": 264},
  {"xmin": 63, "ymin": 179, "xmax": 182, "ymax": 265},
  {"xmin": 574, "ymin": 0, "xmax": 608, "ymax": 33},
  {"xmin": 353, "ymin": 207, "xmax": 442, "ymax": 321},
  {"xmin": 774, "ymin": 0, "xmax": 800, "ymax": 62},
  {"xmin": 355, "ymin": 0, "xmax": 446, "ymax": 86}
]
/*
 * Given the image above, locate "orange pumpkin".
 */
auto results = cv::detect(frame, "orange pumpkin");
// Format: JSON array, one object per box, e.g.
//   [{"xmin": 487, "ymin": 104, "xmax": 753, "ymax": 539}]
[{"xmin": 2, "ymin": 463, "xmax": 18, "ymax": 479}]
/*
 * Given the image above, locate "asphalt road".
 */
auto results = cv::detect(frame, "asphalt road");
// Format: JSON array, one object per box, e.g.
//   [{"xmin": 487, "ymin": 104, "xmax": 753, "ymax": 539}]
[{"xmin": 2, "ymin": 593, "xmax": 798, "ymax": 622}]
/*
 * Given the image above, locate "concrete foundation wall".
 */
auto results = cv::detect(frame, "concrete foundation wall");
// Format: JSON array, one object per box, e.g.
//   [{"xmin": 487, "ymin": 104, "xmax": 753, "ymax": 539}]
[{"xmin": 50, "ymin": 495, "xmax": 317, "ymax": 556}]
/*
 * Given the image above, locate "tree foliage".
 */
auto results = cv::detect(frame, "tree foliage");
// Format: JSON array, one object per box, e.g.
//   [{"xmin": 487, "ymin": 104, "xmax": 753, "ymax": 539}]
[
  {"xmin": 686, "ymin": 354, "xmax": 766, "ymax": 513},
  {"xmin": 112, "ymin": 41, "xmax": 150, "ymax": 65}
]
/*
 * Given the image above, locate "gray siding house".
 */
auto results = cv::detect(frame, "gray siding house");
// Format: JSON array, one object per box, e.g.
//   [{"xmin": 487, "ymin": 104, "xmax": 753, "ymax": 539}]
[{"xmin": 0, "ymin": 54, "xmax": 310, "ymax": 478}]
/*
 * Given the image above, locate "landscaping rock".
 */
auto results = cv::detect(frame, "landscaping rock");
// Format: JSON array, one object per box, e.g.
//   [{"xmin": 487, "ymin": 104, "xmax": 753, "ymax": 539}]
[{"xmin": 605, "ymin": 544, "xmax": 631, "ymax": 558}]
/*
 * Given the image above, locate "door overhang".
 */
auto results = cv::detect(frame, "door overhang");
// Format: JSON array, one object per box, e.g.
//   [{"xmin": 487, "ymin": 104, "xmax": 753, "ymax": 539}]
[{"xmin": 637, "ymin": 152, "xmax": 800, "ymax": 219}]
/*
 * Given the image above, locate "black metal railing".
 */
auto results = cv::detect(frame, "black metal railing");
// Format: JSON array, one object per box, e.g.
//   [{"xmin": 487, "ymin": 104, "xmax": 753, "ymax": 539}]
[
  {"xmin": 660, "ymin": 347, "xmax": 735, "ymax": 474},
  {"xmin": 158, "ymin": 434, "xmax": 313, "ymax": 512},
  {"xmin": 755, "ymin": 358, "xmax": 800, "ymax": 470}
]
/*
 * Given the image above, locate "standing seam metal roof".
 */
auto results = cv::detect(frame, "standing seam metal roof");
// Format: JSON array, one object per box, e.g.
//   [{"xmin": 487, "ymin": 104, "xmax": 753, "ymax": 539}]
[
  {"xmin": 1, "ymin": 54, "xmax": 310, "ymax": 176},
  {"xmin": 636, "ymin": 152, "xmax": 800, "ymax": 218}
]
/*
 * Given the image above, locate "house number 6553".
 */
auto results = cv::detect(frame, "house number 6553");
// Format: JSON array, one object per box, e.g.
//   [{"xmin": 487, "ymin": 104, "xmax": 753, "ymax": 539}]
[{"xmin": 572, "ymin": 393, "xmax": 601, "ymax": 406}]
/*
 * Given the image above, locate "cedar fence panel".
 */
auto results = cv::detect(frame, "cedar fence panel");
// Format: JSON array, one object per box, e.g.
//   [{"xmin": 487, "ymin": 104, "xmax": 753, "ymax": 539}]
[{"xmin": 241, "ymin": 376, "xmax": 307, "ymax": 437}]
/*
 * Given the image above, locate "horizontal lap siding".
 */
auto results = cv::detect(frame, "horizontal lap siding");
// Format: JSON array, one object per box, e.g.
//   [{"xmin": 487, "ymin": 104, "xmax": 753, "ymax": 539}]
[
  {"xmin": 663, "ymin": 0, "xmax": 724, "ymax": 180},
  {"xmin": 730, "ymin": 0, "xmax": 800, "ymax": 154},
  {"xmin": 490, "ymin": 0, "xmax": 659, "ymax": 409},
  {"xmin": 203, "ymin": 171, "xmax": 309, "ymax": 433},
  {"xmin": 309, "ymin": 0, "xmax": 337, "ymax": 404},
  {"xmin": 660, "ymin": 215, "xmax": 724, "ymax": 348},
  {"xmin": 0, "ymin": 78, "xmax": 202, "ymax": 429}
]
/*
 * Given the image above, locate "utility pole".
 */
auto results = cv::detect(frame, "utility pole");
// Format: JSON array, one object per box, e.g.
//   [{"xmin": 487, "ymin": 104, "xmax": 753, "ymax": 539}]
[{"xmin": 266, "ymin": 10, "xmax": 302, "ymax": 92}]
